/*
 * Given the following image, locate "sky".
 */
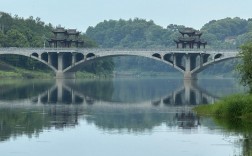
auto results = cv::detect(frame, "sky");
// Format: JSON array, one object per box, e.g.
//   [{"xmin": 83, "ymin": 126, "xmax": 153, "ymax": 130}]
[{"xmin": 0, "ymin": 0, "xmax": 252, "ymax": 32}]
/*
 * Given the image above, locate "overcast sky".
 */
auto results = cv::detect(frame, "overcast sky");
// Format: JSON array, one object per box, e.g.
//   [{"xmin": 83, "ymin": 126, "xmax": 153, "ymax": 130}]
[{"xmin": 0, "ymin": 0, "xmax": 251, "ymax": 32}]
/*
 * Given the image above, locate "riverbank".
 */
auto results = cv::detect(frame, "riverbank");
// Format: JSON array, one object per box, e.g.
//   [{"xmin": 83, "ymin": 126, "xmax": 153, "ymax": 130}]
[
  {"xmin": 0, "ymin": 68, "xmax": 53, "ymax": 79},
  {"xmin": 194, "ymin": 94, "xmax": 252, "ymax": 121}
]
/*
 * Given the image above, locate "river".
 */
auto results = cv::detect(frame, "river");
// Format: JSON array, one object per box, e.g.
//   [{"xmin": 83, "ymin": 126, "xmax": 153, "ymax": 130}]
[{"xmin": 0, "ymin": 78, "xmax": 250, "ymax": 156}]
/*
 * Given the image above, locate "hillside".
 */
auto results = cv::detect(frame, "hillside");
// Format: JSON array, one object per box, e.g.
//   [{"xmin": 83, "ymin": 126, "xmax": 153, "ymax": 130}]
[
  {"xmin": 85, "ymin": 18, "xmax": 250, "ymax": 77},
  {"xmin": 0, "ymin": 13, "xmax": 249, "ymax": 78},
  {"xmin": 0, "ymin": 12, "xmax": 114, "ymax": 78},
  {"xmin": 86, "ymin": 17, "xmax": 252, "ymax": 49}
]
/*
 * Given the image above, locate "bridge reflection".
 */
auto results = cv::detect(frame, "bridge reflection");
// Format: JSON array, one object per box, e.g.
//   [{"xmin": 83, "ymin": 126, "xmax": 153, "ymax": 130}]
[
  {"xmin": 0, "ymin": 78, "xmax": 245, "ymax": 141},
  {"xmin": 32, "ymin": 79, "xmax": 218, "ymax": 106}
]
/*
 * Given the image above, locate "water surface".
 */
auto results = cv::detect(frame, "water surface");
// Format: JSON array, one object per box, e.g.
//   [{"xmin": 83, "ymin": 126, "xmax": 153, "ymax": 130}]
[{"xmin": 0, "ymin": 78, "xmax": 250, "ymax": 156}]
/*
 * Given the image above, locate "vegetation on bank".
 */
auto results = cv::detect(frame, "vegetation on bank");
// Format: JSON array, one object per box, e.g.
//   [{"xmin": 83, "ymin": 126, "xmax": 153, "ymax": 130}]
[
  {"xmin": 0, "ymin": 61, "xmax": 53, "ymax": 79},
  {"xmin": 194, "ymin": 94, "xmax": 252, "ymax": 120},
  {"xmin": 194, "ymin": 43, "xmax": 252, "ymax": 121}
]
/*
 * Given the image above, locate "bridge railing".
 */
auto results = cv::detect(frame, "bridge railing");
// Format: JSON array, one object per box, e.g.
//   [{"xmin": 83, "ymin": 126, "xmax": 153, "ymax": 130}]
[{"xmin": 0, "ymin": 47, "xmax": 239, "ymax": 54}]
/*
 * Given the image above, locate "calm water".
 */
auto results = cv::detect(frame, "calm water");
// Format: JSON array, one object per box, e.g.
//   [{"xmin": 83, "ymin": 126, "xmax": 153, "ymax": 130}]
[{"xmin": 0, "ymin": 78, "xmax": 250, "ymax": 156}]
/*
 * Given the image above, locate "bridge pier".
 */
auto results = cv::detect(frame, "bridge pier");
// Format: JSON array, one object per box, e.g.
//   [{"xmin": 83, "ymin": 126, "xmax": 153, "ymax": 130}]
[
  {"xmin": 184, "ymin": 54, "xmax": 197, "ymax": 80},
  {"xmin": 56, "ymin": 72, "xmax": 76, "ymax": 79},
  {"xmin": 184, "ymin": 72, "xmax": 197, "ymax": 80}
]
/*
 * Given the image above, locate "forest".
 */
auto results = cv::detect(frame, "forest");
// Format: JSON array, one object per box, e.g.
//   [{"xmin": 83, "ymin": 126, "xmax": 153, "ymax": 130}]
[
  {"xmin": 0, "ymin": 12, "xmax": 251, "ymax": 77},
  {"xmin": 86, "ymin": 17, "xmax": 250, "ymax": 76},
  {"xmin": 0, "ymin": 12, "xmax": 113, "ymax": 78},
  {"xmin": 86, "ymin": 17, "xmax": 252, "ymax": 49}
]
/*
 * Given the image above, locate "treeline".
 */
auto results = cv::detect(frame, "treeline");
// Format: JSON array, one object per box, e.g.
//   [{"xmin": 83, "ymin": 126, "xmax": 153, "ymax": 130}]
[
  {"xmin": 86, "ymin": 18, "xmax": 250, "ymax": 76},
  {"xmin": 0, "ymin": 12, "xmax": 97, "ymax": 48},
  {"xmin": 86, "ymin": 18, "xmax": 182, "ymax": 48},
  {"xmin": 0, "ymin": 12, "xmax": 113, "ymax": 76},
  {"xmin": 0, "ymin": 12, "xmax": 250, "ymax": 77},
  {"xmin": 201, "ymin": 17, "xmax": 252, "ymax": 49},
  {"xmin": 86, "ymin": 17, "xmax": 252, "ymax": 49}
]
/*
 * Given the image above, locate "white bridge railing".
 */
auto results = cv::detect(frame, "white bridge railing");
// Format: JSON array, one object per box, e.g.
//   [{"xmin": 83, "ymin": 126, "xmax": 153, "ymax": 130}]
[{"xmin": 0, "ymin": 47, "xmax": 239, "ymax": 55}]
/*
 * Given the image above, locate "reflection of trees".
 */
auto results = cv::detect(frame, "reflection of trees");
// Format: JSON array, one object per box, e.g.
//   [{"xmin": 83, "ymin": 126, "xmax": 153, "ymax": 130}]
[
  {"xmin": 212, "ymin": 118, "xmax": 252, "ymax": 156},
  {"xmin": 0, "ymin": 106, "xmax": 84, "ymax": 142},
  {"xmin": 197, "ymin": 79, "xmax": 245, "ymax": 98},
  {"xmin": 0, "ymin": 108, "xmax": 50, "ymax": 141},
  {"xmin": 0, "ymin": 78, "xmax": 246, "ymax": 144},
  {"xmin": 0, "ymin": 80, "xmax": 54, "ymax": 100},
  {"xmin": 84, "ymin": 107, "xmax": 201, "ymax": 133}
]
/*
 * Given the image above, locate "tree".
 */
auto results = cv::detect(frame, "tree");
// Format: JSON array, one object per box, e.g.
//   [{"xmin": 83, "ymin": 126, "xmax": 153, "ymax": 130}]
[
  {"xmin": 5, "ymin": 29, "xmax": 29, "ymax": 47},
  {"xmin": 236, "ymin": 42, "xmax": 252, "ymax": 92}
]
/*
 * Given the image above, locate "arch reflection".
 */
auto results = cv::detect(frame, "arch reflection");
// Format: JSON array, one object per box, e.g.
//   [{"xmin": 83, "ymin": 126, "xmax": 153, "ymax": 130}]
[
  {"xmin": 32, "ymin": 79, "xmax": 218, "ymax": 106},
  {"xmin": 0, "ymin": 78, "xmax": 245, "ymax": 141}
]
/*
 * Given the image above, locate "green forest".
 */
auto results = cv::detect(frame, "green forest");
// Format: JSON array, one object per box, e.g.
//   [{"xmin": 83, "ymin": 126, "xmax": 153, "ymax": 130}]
[
  {"xmin": 0, "ymin": 12, "xmax": 113, "ymax": 78},
  {"xmin": 86, "ymin": 18, "xmax": 250, "ymax": 76},
  {"xmin": 86, "ymin": 17, "xmax": 252, "ymax": 49},
  {"xmin": 0, "ymin": 12, "xmax": 251, "ymax": 78}
]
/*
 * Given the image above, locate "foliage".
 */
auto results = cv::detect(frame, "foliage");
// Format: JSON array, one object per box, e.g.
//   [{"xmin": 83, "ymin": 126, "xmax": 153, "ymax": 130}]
[
  {"xmin": 0, "ymin": 12, "xmax": 109, "ymax": 76},
  {"xmin": 0, "ymin": 12, "xmax": 53, "ymax": 47},
  {"xmin": 86, "ymin": 17, "xmax": 252, "ymax": 50},
  {"xmin": 194, "ymin": 94, "xmax": 252, "ymax": 119},
  {"xmin": 236, "ymin": 42, "xmax": 252, "ymax": 92},
  {"xmin": 79, "ymin": 58, "xmax": 115, "ymax": 76},
  {"xmin": 86, "ymin": 18, "xmax": 182, "ymax": 48}
]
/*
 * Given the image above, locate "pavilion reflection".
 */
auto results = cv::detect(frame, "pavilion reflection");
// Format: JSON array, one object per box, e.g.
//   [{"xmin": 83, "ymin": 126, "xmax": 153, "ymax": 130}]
[{"xmin": 0, "ymin": 78, "xmax": 244, "ymax": 141}]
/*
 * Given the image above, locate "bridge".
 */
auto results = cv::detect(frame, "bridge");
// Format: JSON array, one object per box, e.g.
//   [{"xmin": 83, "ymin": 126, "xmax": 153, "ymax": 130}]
[{"xmin": 0, "ymin": 48, "xmax": 239, "ymax": 79}]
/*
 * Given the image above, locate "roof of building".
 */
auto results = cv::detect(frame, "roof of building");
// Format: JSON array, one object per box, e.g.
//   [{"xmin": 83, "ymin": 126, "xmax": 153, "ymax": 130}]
[
  {"xmin": 67, "ymin": 29, "xmax": 80, "ymax": 35},
  {"xmin": 179, "ymin": 28, "xmax": 196, "ymax": 35},
  {"xmin": 52, "ymin": 27, "xmax": 67, "ymax": 33}
]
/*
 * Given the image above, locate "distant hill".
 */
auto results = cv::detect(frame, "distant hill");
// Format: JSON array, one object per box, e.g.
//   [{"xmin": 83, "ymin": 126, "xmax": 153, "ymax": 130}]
[
  {"xmin": 86, "ymin": 17, "xmax": 252, "ymax": 49},
  {"xmin": 0, "ymin": 12, "xmax": 97, "ymax": 48},
  {"xmin": 0, "ymin": 12, "xmax": 112, "ymax": 77}
]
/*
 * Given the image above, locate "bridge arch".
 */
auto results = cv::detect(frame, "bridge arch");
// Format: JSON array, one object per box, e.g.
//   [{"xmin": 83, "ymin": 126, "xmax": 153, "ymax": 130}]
[
  {"xmin": 86, "ymin": 53, "xmax": 95, "ymax": 59},
  {"xmin": 75, "ymin": 53, "xmax": 84, "ymax": 62},
  {"xmin": 0, "ymin": 53, "xmax": 57, "ymax": 73},
  {"xmin": 163, "ymin": 53, "xmax": 174, "ymax": 64},
  {"xmin": 31, "ymin": 53, "xmax": 39, "ymax": 58},
  {"xmin": 191, "ymin": 56, "xmax": 239, "ymax": 76},
  {"xmin": 152, "ymin": 53, "xmax": 162, "ymax": 59},
  {"xmin": 63, "ymin": 53, "xmax": 185, "ymax": 74},
  {"xmin": 214, "ymin": 53, "xmax": 223, "ymax": 60}
]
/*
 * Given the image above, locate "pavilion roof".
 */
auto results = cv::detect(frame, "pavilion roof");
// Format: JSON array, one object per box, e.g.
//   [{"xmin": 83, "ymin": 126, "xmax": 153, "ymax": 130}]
[{"xmin": 67, "ymin": 29, "xmax": 80, "ymax": 35}]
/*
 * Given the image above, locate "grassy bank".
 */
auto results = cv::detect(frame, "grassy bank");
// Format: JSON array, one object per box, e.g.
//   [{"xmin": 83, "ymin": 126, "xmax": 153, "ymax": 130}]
[
  {"xmin": 194, "ymin": 94, "xmax": 252, "ymax": 120},
  {"xmin": 0, "ymin": 61, "xmax": 53, "ymax": 79},
  {"xmin": 0, "ymin": 69, "xmax": 53, "ymax": 79}
]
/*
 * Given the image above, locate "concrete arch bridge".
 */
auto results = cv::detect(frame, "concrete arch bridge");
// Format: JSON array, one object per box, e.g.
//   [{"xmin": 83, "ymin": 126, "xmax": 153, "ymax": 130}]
[{"xmin": 0, "ymin": 48, "xmax": 239, "ymax": 79}]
